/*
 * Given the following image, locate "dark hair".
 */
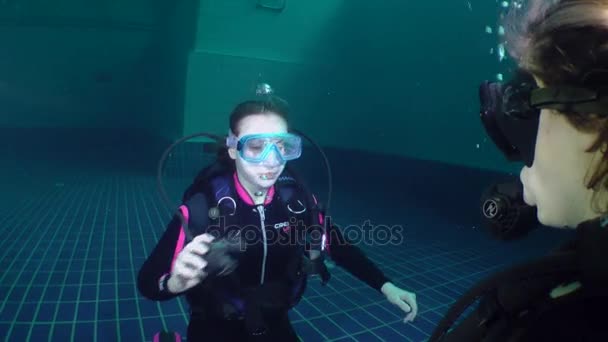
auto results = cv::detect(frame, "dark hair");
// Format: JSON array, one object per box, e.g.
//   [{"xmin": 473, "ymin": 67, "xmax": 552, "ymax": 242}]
[
  {"xmin": 216, "ymin": 96, "xmax": 290, "ymax": 169},
  {"xmin": 504, "ymin": 0, "xmax": 608, "ymax": 212}
]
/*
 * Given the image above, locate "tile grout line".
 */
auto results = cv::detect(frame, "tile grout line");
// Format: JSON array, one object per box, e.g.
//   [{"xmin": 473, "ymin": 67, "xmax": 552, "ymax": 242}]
[
  {"xmin": 93, "ymin": 176, "xmax": 112, "ymax": 342},
  {"xmin": 126, "ymin": 176, "xmax": 148, "ymax": 340}
]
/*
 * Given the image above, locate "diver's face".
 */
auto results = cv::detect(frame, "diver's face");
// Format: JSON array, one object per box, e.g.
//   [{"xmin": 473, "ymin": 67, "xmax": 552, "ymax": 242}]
[
  {"xmin": 229, "ymin": 113, "xmax": 288, "ymax": 190},
  {"xmin": 519, "ymin": 77, "xmax": 602, "ymax": 228}
]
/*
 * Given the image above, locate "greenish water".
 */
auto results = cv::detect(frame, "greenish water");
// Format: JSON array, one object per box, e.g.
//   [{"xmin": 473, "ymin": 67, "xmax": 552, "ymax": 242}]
[{"xmin": 1, "ymin": 1, "xmax": 570, "ymax": 341}]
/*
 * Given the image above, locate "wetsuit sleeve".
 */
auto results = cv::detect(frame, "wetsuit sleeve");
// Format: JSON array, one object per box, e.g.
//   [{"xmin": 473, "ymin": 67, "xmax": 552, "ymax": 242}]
[
  {"xmin": 325, "ymin": 222, "xmax": 392, "ymax": 292},
  {"xmin": 137, "ymin": 212, "xmax": 188, "ymax": 301}
]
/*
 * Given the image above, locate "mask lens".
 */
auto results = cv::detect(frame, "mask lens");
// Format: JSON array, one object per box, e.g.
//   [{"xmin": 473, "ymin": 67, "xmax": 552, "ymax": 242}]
[
  {"xmin": 503, "ymin": 80, "xmax": 537, "ymax": 119},
  {"xmin": 479, "ymin": 81, "xmax": 521, "ymax": 161},
  {"xmin": 479, "ymin": 77, "xmax": 540, "ymax": 167},
  {"xmin": 279, "ymin": 136, "xmax": 302, "ymax": 159},
  {"xmin": 239, "ymin": 134, "xmax": 302, "ymax": 163}
]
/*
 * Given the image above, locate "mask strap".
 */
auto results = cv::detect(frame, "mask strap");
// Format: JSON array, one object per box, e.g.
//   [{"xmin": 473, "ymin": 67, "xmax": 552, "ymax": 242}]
[
  {"xmin": 530, "ymin": 86, "xmax": 608, "ymax": 116},
  {"xmin": 530, "ymin": 86, "xmax": 599, "ymax": 107},
  {"xmin": 226, "ymin": 131, "xmax": 238, "ymax": 148}
]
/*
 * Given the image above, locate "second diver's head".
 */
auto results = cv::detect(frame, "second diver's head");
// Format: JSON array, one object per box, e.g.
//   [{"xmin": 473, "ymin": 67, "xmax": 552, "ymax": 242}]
[
  {"xmin": 223, "ymin": 97, "xmax": 302, "ymax": 195},
  {"xmin": 500, "ymin": 0, "xmax": 608, "ymax": 228}
]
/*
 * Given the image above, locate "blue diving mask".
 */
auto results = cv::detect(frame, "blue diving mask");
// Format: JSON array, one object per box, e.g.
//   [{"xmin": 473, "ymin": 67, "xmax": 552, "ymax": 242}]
[{"xmin": 227, "ymin": 133, "xmax": 302, "ymax": 164}]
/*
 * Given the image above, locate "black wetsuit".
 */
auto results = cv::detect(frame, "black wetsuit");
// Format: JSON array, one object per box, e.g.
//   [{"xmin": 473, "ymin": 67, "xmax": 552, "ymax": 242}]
[
  {"xmin": 436, "ymin": 216, "xmax": 608, "ymax": 342},
  {"xmin": 137, "ymin": 172, "xmax": 391, "ymax": 341}
]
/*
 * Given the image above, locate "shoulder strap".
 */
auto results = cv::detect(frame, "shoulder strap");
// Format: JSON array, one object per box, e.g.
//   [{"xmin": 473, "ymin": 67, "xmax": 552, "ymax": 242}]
[
  {"xmin": 275, "ymin": 173, "xmax": 298, "ymax": 204},
  {"xmin": 180, "ymin": 161, "xmax": 234, "ymax": 241},
  {"xmin": 276, "ymin": 165, "xmax": 322, "ymax": 223},
  {"xmin": 276, "ymin": 166, "xmax": 326, "ymax": 254},
  {"xmin": 182, "ymin": 161, "xmax": 232, "ymax": 203},
  {"xmin": 207, "ymin": 172, "xmax": 234, "ymax": 204}
]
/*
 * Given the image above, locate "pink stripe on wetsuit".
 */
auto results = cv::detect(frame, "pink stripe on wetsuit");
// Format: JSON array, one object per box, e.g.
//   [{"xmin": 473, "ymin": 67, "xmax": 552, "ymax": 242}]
[
  {"xmin": 171, "ymin": 205, "xmax": 189, "ymax": 271},
  {"xmin": 160, "ymin": 205, "xmax": 188, "ymax": 282}
]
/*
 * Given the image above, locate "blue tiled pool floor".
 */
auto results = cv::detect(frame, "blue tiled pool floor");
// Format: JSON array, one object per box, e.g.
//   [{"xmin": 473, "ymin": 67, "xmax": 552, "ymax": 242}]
[{"xmin": 0, "ymin": 167, "xmax": 570, "ymax": 341}]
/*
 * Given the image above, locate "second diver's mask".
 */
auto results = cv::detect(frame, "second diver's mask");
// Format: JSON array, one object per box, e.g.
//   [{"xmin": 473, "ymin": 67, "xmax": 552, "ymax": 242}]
[
  {"xmin": 479, "ymin": 69, "xmax": 608, "ymax": 167},
  {"xmin": 226, "ymin": 132, "xmax": 302, "ymax": 164}
]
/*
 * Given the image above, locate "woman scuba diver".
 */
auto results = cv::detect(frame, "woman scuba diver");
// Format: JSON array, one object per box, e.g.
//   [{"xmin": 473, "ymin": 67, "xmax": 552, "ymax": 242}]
[{"xmin": 138, "ymin": 94, "xmax": 418, "ymax": 341}]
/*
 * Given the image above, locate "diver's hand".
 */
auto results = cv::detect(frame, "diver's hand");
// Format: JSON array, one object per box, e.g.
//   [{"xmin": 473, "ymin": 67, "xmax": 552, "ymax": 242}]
[
  {"xmin": 381, "ymin": 282, "xmax": 418, "ymax": 323},
  {"xmin": 166, "ymin": 233, "xmax": 214, "ymax": 293}
]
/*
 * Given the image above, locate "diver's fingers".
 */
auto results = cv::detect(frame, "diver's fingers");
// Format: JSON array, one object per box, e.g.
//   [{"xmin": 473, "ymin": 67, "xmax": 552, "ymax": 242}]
[
  {"xmin": 408, "ymin": 294, "xmax": 418, "ymax": 320},
  {"xmin": 404, "ymin": 312, "xmax": 416, "ymax": 323},
  {"xmin": 184, "ymin": 233, "xmax": 214, "ymax": 257},
  {"xmin": 189, "ymin": 240, "xmax": 211, "ymax": 257},
  {"xmin": 179, "ymin": 252, "xmax": 207, "ymax": 271},
  {"xmin": 194, "ymin": 233, "xmax": 215, "ymax": 244},
  {"xmin": 173, "ymin": 261, "xmax": 198, "ymax": 279},
  {"xmin": 395, "ymin": 299, "xmax": 412, "ymax": 316},
  {"xmin": 403, "ymin": 295, "xmax": 418, "ymax": 323}
]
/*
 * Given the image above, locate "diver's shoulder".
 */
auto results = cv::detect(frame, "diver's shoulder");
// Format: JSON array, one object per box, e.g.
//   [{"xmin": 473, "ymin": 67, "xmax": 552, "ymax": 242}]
[
  {"xmin": 183, "ymin": 192, "xmax": 209, "ymax": 206},
  {"xmin": 523, "ymin": 292, "xmax": 608, "ymax": 341}
]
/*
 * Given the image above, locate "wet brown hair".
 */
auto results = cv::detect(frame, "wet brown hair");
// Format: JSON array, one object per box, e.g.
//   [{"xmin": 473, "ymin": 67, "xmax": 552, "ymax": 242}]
[
  {"xmin": 229, "ymin": 97, "xmax": 290, "ymax": 136},
  {"xmin": 504, "ymin": 0, "xmax": 608, "ymax": 212}
]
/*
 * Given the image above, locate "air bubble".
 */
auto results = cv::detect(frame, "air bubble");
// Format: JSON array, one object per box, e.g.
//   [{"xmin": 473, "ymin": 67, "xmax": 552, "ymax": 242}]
[
  {"xmin": 498, "ymin": 43, "xmax": 506, "ymax": 62},
  {"xmin": 256, "ymin": 83, "xmax": 273, "ymax": 95}
]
